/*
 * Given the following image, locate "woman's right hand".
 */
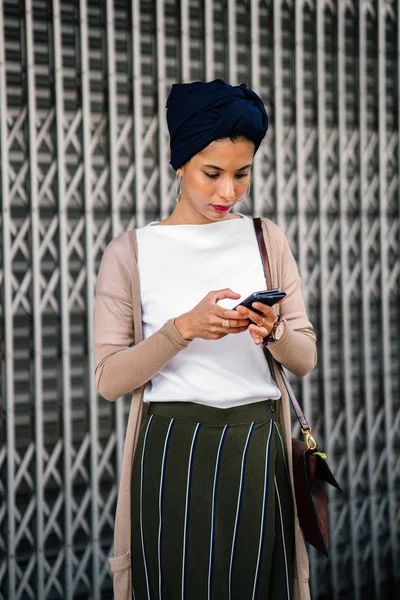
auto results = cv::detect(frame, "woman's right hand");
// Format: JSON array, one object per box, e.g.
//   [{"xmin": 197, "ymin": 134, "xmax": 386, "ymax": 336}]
[{"xmin": 174, "ymin": 288, "xmax": 250, "ymax": 341}]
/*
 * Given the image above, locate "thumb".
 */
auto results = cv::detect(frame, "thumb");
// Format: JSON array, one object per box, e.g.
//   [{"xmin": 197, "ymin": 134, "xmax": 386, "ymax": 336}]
[{"xmin": 212, "ymin": 288, "xmax": 241, "ymax": 302}]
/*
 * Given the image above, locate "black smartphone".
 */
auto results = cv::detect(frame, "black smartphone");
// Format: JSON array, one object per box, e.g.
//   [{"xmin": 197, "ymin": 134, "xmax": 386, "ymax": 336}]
[{"xmin": 234, "ymin": 288, "xmax": 286, "ymax": 316}]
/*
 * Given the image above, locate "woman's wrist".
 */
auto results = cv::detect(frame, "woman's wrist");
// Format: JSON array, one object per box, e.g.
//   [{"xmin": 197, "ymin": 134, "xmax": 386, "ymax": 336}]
[
  {"xmin": 174, "ymin": 314, "xmax": 194, "ymax": 341},
  {"xmin": 261, "ymin": 315, "xmax": 286, "ymax": 346}
]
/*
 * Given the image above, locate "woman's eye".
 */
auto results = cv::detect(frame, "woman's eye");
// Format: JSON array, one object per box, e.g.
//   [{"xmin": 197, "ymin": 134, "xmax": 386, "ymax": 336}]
[{"xmin": 204, "ymin": 172, "xmax": 249, "ymax": 179}]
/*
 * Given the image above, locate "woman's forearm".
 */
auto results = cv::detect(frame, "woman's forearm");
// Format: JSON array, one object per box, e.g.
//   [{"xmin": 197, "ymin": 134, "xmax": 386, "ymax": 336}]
[
  {"xmin": 95, "ymin": 318, "xmax": 191, "ymax": 401},
  {"xmin": 267, "ymin": 325, "xmax": 317, "ymax": 377}
]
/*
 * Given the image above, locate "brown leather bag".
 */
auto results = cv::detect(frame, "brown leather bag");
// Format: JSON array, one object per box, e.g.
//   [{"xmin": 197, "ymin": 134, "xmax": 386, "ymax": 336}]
[{"xmin": 253, "ymin": 217, "xmax": 342, "ymax": 557}]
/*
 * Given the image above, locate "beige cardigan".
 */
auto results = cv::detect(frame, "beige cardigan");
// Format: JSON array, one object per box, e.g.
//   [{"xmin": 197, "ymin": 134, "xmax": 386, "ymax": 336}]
[{"xmin": 94, "ymin": 217, "xmax": 316, "ymax": 600}]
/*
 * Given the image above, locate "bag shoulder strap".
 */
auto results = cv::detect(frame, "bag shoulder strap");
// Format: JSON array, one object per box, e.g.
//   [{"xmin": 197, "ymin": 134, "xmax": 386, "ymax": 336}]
[
  {"xmin": 253, "ymin": 217, "xmax": 273, "ymax": 289},
  {"xmin": 253, "ymin": 217, "xmax": 311, "ymax": 432}
]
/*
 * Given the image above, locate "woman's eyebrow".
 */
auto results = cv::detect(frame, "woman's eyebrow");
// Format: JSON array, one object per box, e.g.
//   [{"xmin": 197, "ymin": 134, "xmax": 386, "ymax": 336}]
[{"xmin": 203, "ymin": 163, "xmax": 252, "ymax": 171}]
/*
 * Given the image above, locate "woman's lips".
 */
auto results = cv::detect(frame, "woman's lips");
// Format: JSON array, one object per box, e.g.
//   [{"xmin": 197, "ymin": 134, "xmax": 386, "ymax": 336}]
[{"xmin": 212, "ymin": 205, "xmax": 231, "ymax": 212}]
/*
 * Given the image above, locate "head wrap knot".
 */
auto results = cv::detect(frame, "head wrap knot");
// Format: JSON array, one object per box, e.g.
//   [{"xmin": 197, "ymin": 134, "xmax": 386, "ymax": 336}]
[{"xmin": 166, "ymin": 79, "xmax": 269, "ymax": 170}]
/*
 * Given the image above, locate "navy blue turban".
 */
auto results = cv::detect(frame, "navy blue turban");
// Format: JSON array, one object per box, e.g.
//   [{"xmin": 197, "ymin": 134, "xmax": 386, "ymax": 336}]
[{"xmin": 166, "ymin": 79, "xmax": 269, "ymax": 170}]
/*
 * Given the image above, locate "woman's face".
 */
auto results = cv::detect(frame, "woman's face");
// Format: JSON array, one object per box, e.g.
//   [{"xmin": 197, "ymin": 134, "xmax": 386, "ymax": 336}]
[{"xmin": 177, "ymin": 137, "xmax": 254, "ymax": 223}]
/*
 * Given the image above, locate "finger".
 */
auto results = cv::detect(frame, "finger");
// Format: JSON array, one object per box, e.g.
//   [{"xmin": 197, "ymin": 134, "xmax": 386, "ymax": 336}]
[
  {"xmin": 222, "ymin": 308, "xmax": 250, "ymax": 320},
  {"xmin": 216, "ymin": 315, "xmax": 249, "ymax": 332},
  {"xmin": 220, "ymin": 320, "xmax": 249, "ymax": 329},
  {"xmin": 236, "ymin": 303, "xmax": 275, "ymax": 322},
  {"xmin": 218, "ymin": 311, "xmax": 250, "ymax": 327},
  {"xmin": 237, "ymin": 306, "xmax": 267, "ymax": 323},
  {"xmin": 251, "ymin": 334, "xmax": 265, "ymax": 345},
  {"xmin": 234, "ymin": 305, "xmax": 250, "ymax": 318},
  {"xmin": 251, "ymin": 302, "xmax": 277, "ymax": 317},
  {"xmin": 216, "ymin": 306, "xmax": 250, "ymax": 324},
  {"xmin": 211, "ymin": 288, "xmax": 241, "ymax": 302},
  {"xmin": 248, "ymin": 326, "xmax": 268, "ymax": 345},
  {"xmin": 217, "ymin": 317, "xmax": 249, "ymax": 329},
  {"xmin": 249, "ymin": 323, "xmax": 269, "ymax": 337}
]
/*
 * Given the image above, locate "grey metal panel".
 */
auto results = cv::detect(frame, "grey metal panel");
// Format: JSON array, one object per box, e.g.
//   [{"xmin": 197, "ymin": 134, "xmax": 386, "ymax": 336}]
[
  {"xmin": 249, "ymin": 0, "xmax": 262, "ymax": 216},
  {"xmin": 52, "ymin": 2, "xmax": 73, "ymax": 598},
  {"xmin": 180, "ymin": 0, "xmax": 190, "ymax": 81},
  {"xmin": 0, "ymin": 1, "xmax": 399, "ymax": 599},
  {"xmin": 378, "ymin": 0, "xmax": 399, "ymax": 585},
  {"xmin": 80, "ymin": 2, "xmax": 100, "ymax": 597},
  {"xmin": 273, "ymin": 0, "xmax": 284, "ymax": 230},
  {"xmin": 0, "ymin": 2, "xmax": 17, "ymax": 597},
  {"xmin": 25, "ymin": 2, "xmax": 45, "ymax": 597},
  {"xmin": 205, "ymin": 0, "xmax": 214, "ymax": 81},
  {"xmin": 338, "ymin": 3, "xmax": 361, "ymax": 597}
]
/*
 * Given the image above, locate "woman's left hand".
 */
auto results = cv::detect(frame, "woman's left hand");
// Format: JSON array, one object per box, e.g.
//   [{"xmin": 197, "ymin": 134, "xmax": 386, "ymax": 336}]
[{"xmin": 235, "ymin": 302, "xmax": 278, "ymax": 345}]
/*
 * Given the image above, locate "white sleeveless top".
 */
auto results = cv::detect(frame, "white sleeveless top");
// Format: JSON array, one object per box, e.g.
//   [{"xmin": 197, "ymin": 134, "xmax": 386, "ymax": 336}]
[{"xmin": 135, "ymin": 213, "xmax": 281, "ymax": 408}]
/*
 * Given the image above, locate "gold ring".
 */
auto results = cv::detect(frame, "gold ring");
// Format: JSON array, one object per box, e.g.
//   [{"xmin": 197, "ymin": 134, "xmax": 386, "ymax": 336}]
[{"xmin": 221, "ymin": 319, "xmax": 230, "ymax": 328}]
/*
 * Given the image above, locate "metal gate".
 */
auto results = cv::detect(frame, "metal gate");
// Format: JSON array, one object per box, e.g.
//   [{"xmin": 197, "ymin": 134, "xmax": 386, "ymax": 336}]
[{"xmin": 0, "ymin": 1, "xmax": 399, "ymax": 599}]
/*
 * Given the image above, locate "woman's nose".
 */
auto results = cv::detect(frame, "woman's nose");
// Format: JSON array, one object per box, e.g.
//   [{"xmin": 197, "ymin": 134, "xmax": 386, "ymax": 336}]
[{"xmin": 219, "ymin": 178, "xmax": 236, "ymax": 200}]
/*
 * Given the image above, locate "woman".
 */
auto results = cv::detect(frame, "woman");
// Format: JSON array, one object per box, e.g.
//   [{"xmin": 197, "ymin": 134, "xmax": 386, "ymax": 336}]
[{"xmin": 95, "ymin": 79, "xmax": 316, "ymax": 600}]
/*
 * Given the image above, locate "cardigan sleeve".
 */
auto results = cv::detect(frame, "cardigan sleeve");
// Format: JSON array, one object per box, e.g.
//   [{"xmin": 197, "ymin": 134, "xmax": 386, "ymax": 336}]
[
  {"xmin": 264, "ymin": 221, "xmax": 317, "ymax": 377},
  {"xmin": 94, "ymin": 235, "xmax": 192, "ymax": 402}
]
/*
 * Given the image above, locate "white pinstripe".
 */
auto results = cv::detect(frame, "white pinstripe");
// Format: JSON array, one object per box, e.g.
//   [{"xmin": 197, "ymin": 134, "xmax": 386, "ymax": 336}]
[
  {"xmin": 275, "ymin": 475, "xmax": 291, "ymax": 600},
  {"xmin": 140, "ymin": 415, "xmax": 154, "ymax": 600},
  {"xmin": 251, "ymin": 420, "xmax": 274, "ymax": 600},
  {"xmin": 208, "ymin": 424, "xmax": 229, "ymax": 600},
  {"xmin": 181, "ymin": 423, "xmax": 201, "ymax": 600},
  {"xmin": 158, "ymin": 419, "xmax": 175, "ymax": 600},
  {"xmin": 273, "ymin": 420, "xmax": 290, "ymax": 477},
  {"xmin": 228, "ymin": 422, "xmax": 255, "ymax": 600}
]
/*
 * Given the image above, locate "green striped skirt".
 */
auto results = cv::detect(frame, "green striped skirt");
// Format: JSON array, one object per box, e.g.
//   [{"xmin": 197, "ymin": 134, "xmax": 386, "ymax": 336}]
[{"xmin": 131, "ymin": 400, "xmax": 294, "ymax": 600}]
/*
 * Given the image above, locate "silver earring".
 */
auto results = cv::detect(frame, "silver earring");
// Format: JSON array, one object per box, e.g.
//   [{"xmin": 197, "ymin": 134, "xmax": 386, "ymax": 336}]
[{"xmin": 175, "ymin": 175, "xmax": 182, "ymax": 203}]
